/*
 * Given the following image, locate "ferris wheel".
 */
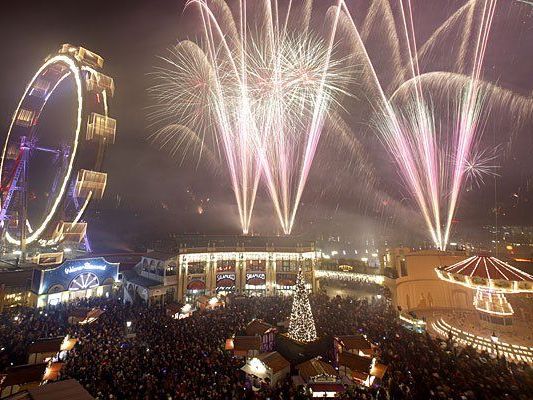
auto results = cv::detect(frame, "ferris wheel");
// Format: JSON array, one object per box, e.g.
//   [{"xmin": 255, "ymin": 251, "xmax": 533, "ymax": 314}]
[{"xmin": 0, "ymin": 44, "xmax": 116, "ymax": 255}]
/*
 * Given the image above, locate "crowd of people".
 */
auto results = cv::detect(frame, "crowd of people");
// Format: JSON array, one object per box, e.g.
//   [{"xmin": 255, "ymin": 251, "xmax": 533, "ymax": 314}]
[{"xmin": 0, "ymin": 281, "xmax": 532, "ymax": 399}]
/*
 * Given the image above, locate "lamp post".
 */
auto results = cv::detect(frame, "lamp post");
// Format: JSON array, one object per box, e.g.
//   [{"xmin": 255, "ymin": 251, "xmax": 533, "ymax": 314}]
[
  {"xmin": 491, "ymin": 332, "xmax": 499, "ymax": 358},
  {"xmin": 125, "ymin": 320, "xmax": 135, "ymax": 338}
]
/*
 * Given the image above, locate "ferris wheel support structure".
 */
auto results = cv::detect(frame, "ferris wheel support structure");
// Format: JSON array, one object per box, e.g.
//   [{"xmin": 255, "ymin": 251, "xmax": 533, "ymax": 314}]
[{"xmin": 0, "ymin": 44, "xmax": 116, "ymax": 260}]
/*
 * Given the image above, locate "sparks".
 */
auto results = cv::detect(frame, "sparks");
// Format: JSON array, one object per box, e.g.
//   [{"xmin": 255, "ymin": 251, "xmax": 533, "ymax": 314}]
[{"xmin": 149, "ymin": 0, "xmax": 352, "ymax": 235}]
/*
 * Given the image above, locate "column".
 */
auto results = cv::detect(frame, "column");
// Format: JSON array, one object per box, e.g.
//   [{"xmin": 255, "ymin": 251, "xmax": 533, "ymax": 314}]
[
  {"xmin": 236, "ymin": 253, "xmax": 245, "ymax": 294},
  {"xmin": 266, "ymin": 253, "xmax": 276, "ymax": 295}
]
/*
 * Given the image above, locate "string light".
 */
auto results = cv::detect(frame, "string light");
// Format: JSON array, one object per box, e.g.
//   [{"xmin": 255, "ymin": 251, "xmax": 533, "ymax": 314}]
[{"xmin": 288, "ymin": 269, "xmax": 317, "ymax": 343}]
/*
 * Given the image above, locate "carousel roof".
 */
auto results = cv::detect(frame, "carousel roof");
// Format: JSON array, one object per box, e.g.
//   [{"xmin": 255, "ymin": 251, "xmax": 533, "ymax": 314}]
[{"xmin": 439, "ymin": 255, "xmax": 533, "ymax": 282}]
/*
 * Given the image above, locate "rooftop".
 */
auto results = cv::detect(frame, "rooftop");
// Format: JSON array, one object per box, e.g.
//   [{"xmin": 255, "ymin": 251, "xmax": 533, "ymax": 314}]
[
  {"xmin": 154, "ymin": 234, "xmax": 316, "ymax": 253},
  {"xmin": 257, "ymin": 352, "xmax": 290, "ymax": 373},
  {"xmin": 335, "ymin": 335, "xmax": 372, "ymax": 350},
  {"xmin": 122, "ymin": 270, "xmax": 163, "ymax": 288},
  {"xmin": 297, "ymin": 358, "xmax": 336, "ymax": 381},
  {"xmin": 16, "ymin": 379, "xmax": 94, "ymax": 400},
  {"xmin": 0, "ymin": 363, "xmax": 47, "ymax": 387},
  {"xmin": 439, "ymin": 255, "xmax": 533, "ymax": 282},
  {"xmin": 245, "ymin": 319, "xmax": 275, "ymax": 336},
  {"xmin": 27, "ymin": 337, "xmax": 64, "ymax": 354},
  {"xmin": 232, "ymin": 336, "xmax": 261, "ymax": 351},
  {"xmin": 338, "ymin": 352, "xmax": 372, "ymax": 373}
]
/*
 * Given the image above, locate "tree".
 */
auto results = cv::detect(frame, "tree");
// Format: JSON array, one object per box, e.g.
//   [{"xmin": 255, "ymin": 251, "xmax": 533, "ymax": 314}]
[{"xmin": 288, "ymin": 269, "xmax": 317, "ymax": 343}]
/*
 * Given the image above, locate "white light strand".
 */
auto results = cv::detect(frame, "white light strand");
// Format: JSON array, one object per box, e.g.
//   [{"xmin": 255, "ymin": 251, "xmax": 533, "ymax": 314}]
[{"xmin": 288, "ymin": 269, "xmax": 317, "ymax": 343}]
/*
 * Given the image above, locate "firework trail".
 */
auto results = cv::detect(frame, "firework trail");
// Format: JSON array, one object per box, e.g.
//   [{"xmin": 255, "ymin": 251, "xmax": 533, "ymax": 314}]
[
  {"xmin": 149, "ymin": 0, "xmax": 352, "ymax": 234},
  {"xmin": 316, "ymin": 1, "xmax": 532, "ymax": 246},
  {"xmin": 335, "ymin": 0, "xmax": 500, "ymax": 250},
  {"xmin": 148, "ymin": 0, "xmax": 531, "ymax": 244}
]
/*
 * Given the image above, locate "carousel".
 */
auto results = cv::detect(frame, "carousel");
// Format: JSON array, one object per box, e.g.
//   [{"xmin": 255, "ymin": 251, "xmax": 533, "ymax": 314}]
[
  {"xmin": 435, "ymin": 255, "xmax": 533, "ymax": 328},
  {"xmin": 433, "ymin": 255, "xmax": 533, "ymax": 363}
]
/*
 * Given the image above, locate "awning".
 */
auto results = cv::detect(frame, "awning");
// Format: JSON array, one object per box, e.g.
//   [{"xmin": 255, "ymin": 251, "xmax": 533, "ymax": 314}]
[
  {"xmin": 216, "ymin": 278, "xmax": 235, "ymax": 288},
  {"xmin": 247, "ymin": 277, "xmax": 266, "ymax": 285},
  {"xmin": 187, "ymin": 280, "xmax": 206, "ymax": 290},
  {"xmin": 370, "ymin": 363, "xmax": 388, "ymax": 379}
]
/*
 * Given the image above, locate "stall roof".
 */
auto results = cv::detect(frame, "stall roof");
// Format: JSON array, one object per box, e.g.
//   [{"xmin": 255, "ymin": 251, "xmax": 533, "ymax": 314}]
[
  {"xmin": 233, "ymin": 336, "xmax": 261, "ymax": 351},
  {"xmin": 28, "ymin": 337, "xmax": 64, "ymax": 354},
  {"xmin": 245, "ymin": 319, "xmax": 274, "ymax": 336},
  {"xmin": 335, "ymin": 335, "xmax": 372, "ymax": 350},
  {"xmin": 82, "ymin": 309, "xmax": 104, "ymax": 324},
  {"xmin": 257, "ymin": 352, "xmax": 290, "ymax": 373},
  {"xmin": 338, "ymin": 352, "xmax": 372, "ymax": 372},
  {"xmin": 0, "ymin": 363, "xmax": 47, "ymax": 387},
  {"xmin": 297, "ymin": 358, "xmax": 336, "ymax": 382},
  {"xmin": 24, "ymin": 379, "xmax": 94, "ymax": 400},
  {"xmin": 308, "ymin": 382, "xmax": 345, "ymax": 393}
]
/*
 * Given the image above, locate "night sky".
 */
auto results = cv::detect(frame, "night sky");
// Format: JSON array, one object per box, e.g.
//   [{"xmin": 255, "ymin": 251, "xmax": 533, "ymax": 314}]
[{"xmin": 0, "ymin": 0, "xmax": 532, "ymax": 251}]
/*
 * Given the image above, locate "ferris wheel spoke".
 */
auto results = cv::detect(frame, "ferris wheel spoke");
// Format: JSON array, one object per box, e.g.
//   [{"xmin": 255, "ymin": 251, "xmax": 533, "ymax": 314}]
[{"xmin": 0, "ymin": 44, "xmax": 115, "ymax": 251}]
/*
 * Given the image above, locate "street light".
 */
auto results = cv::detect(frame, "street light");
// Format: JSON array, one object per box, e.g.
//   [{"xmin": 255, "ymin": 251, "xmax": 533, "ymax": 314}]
[{"xmin": 491, "ymin": 332, "xmax": 499, "ymax": 357}]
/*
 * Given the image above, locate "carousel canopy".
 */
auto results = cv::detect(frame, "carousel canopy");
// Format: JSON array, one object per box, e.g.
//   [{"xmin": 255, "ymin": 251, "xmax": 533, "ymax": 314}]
[
  {"xmin": 440, "ymin": 255, "xmax": 532, "ymax": 281},
  {"xmin": 436, "ymin": 255, "xmax": 533, "ymax": 293}
]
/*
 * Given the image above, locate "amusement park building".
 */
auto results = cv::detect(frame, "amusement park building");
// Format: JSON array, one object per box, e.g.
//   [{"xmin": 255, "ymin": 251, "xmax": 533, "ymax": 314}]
[
  {"xmin": 0, "ymin": 238, "xmax": 319, "ymax": 308},
  {"xmin": 122, "ymin": 251, "xmax": 178, "ymax": 305},
  {"xmin": 176, "ymin": 243, "xmax": 317, "ymax": 302},
  {"xmin": 120, "ymin": 236, "xmax": 319, "ymax": 304},
  {"xmin": 383, "ymin": 249, "xmax": 472, "ymax": 312},
  {"xmin": 0, "ymin": 257, "xmax": 120, "ymax": 310}
]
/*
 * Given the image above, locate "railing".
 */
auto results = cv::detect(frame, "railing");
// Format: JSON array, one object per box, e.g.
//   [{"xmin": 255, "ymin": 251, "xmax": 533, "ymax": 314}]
[
  {"xmin": 314, "ymin": 270, "xmax": 385, "ymax": 285},
  {"xmin": 431, "ymin": 318, "xmax": 533, "ymax": 364}
]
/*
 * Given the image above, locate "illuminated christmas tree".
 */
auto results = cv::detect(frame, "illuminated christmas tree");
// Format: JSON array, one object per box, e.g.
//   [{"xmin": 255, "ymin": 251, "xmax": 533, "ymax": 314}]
[{"xmin": 288, "ymin": 269, "xmax": 317, "ymax": 343}]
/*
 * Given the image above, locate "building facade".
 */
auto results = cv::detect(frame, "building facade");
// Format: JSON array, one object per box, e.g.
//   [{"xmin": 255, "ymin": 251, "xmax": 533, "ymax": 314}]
[
  {"xmin": 32, "ymin": 257, "xmax": 119, "ymax": 308},
  {"xmin": 383, "ymin": 249, "xmax": 472, "ymax": 312},
  {"xmin": 0, "ymin": 268, "xmax": 34, "ymax": 312},
  {"xmin": 122, "ymin": 251, "xmax": 179, "ymax": 305},
  {"xmin": 177, "ymin": 244, "xmax": 318, "ymax": 302}
]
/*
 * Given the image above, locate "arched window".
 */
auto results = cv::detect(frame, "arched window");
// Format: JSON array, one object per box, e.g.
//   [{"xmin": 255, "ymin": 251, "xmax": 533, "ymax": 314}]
[{"xmin": 48, "ymin": 284, "xmax": 65, "ymax": 294}]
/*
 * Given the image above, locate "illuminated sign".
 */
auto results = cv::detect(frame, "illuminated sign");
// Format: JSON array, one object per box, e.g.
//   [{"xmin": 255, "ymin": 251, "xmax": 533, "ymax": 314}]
[
  {"xmin": 216, "ymin": 273, "xmax": 235, "ymax": 282},
  {"xmin": 216, "ymin": 273, "xmax": 235, "ymax": 291},
  {"xmin": 246, "ymin": 273, "xmax": 266, "ymax": 280},
  {"xmin": 65, "ymin": 262, "xmax": 106, "ymax": 275},
  {"xmin": 36, "ymin": 257, "xmax": 119, "ymax": 295}
]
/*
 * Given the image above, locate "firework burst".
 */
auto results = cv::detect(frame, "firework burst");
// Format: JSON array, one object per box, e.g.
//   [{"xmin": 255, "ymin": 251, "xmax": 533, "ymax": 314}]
[
  {"xmin": 464, "ymin": 145, "xmax": 501, "ymax": 188},
  {"xmin": 149, "ymin": 0, "xmax": 352, "ymax": 234}
]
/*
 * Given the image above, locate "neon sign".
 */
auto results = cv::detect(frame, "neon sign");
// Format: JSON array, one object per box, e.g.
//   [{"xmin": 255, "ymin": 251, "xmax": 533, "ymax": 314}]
[{"xmin": 65, "ymin": 262, "xmax": 106, "ymax": 275}]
